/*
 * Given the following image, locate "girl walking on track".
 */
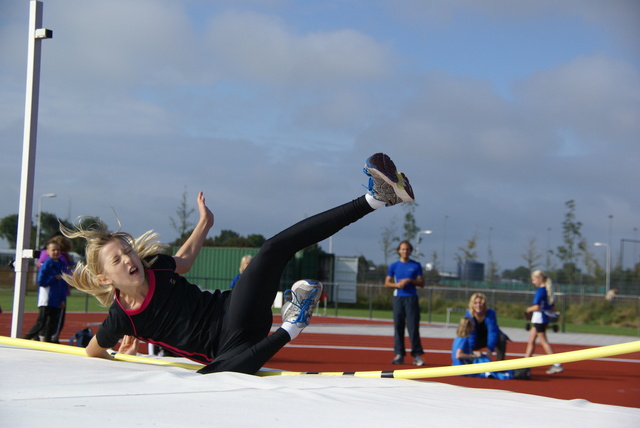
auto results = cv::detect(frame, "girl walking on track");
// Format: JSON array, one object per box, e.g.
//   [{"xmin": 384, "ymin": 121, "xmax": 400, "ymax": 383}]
[
  {"xmin": 61, "ymin": 153, "xmax": 415, "ymax": 375},
  {"xmin": 525, "ymin": 269, "xmax": 563, "ymax": 374}
]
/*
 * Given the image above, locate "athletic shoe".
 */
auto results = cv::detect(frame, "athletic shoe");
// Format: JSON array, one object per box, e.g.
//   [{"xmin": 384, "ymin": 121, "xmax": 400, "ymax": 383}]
[
  {"xmin": 546, "ymin": 364, "xmax": 564, "ymax": 374},
  {"xmin": 413, "ymin": 355, "xmax": 425, "ymax": 367},
  {"xmin": 392, "ymin": 354, "xmax": 405, "ymax": 365},
  {"xmin": 363, "ymin": 153, "xmax": 415, "ymax": 206},
  {"xmin": 281, "ymin": 279, "xmax": 323, "ymax": 328}
]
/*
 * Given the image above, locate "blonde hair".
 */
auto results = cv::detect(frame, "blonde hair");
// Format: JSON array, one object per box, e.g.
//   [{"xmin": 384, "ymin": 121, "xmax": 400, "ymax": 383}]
[
  {"xmin": 60, "ymin": 217, "xmax": 167, "ymax": 307},
  {"xmin": 456, "ymin": 317, "xmax": 473, "ymax": 338},
  {"xmin": 239, "ymin": 255, "xmax": 252, "ymax": 273},
  {"xmin": 468, "ymin": 292, "xmax": 487, "ymax": 316},
  {"xmin": 532, "ymin": 269, "xmax": 554, "ymax": 305}
]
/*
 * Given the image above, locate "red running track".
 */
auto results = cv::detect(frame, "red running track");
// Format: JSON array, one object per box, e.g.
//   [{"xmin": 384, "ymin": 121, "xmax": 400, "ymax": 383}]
[{"xmin": 3, "ymin": 312, "xmax": 639, "ymax": 408}]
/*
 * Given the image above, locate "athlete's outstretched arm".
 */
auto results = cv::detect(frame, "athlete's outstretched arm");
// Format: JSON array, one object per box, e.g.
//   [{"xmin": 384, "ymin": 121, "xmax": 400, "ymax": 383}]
[
  {"xmin": 85, "ymin": 335, "xmax": 113, "ymax": 359},
  {"xmin": 173, "ymin": 191, "xmax": 214, "ymax": 274}
]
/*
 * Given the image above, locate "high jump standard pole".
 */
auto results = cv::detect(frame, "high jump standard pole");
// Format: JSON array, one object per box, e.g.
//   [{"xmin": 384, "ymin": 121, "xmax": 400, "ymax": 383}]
[{"xmin": 11, "ymin": 1, "xmax": 53, "ymax": 338}]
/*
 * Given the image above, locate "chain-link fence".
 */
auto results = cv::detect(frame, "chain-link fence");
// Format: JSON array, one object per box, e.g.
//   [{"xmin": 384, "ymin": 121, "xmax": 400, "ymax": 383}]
[{"xmin": 322, "ymin": 282, "xmax": 640, "ymax": 336}]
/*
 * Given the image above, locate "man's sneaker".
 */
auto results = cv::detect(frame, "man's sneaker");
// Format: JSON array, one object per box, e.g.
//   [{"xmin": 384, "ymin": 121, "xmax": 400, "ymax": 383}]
[
  {"xmin": 546, "ymin": 364, "xmax": 564, "ymax": 374},
  {"xmin": 413, "ymin": 355, "xmax": 425, "ymax": 367},
  {"xmin": 391, "ymin": 354, "xmax": 405, "ymax": 365},
  {"xmin": 363, "ymin": 153, "xmax": 415, "ymax": 206},
  {"xmin": 281, "ymin": 280, "xmax": 323, "ymax": 328}
]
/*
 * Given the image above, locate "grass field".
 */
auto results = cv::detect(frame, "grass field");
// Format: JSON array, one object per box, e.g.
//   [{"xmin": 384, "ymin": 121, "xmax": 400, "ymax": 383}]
[{"xmin": 2, "ymin": 289, "xmax": 637, "ymax": 337}]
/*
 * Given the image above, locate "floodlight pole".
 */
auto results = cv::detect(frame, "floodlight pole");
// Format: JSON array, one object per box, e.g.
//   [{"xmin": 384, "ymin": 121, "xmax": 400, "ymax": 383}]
[
  {"xmin": 11, "ymin": 1, "xmax": 53, "ymax": 338},
  {"xmin": 415, "ymin": 230, "xmax": 432, "ymax": 262},
  {"xmin": 594, "ymin": 242, "xmax": 610, "ymax": 294}
]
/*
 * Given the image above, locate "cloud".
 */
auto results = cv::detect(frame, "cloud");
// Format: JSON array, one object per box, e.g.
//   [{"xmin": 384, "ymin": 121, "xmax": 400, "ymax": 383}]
[
  {"xmin": 202, "ymin": 11, "xmax": 393, "ymax": 86},
  {"xmin": 1, "ymin": 0, "xmax": 637, "ymax": 273}
]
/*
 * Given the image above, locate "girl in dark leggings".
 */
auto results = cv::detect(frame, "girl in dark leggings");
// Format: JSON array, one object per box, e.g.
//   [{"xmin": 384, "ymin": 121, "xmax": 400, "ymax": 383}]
[{"xmin": 62, "ymin": 153, "xmax": 414, "ymax": 374}]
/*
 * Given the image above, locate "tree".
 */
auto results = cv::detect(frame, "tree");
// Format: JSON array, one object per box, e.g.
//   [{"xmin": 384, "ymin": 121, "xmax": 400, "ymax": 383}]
[
  {"xmin": 209, "ymin": 229, "xmax": 242, "ymax": 246},
  {"xmin": 205, "ymin": 229, "xmax": 266, "ymax": 248},
  {"xmin": 502, "ymin": 266, "xmax": 531, "ymax": 282},
  {"xmin": 169, "ymin": 188, "xmax": 195, "ymax": 246},
  {"xmin": 0, "ymin": 212, "xmax": 74, "ymax": 251},
  {"xmin": 521, "ymin": 237, "xmax": 543, "ymax": 272},
  {"xmin": 246, "ymin": 234, "xmax": 266, "ymax": 248},
  {"xmin": 402, "ymin": 201, "xmax": 420, "ymax": 244},
  {"xmin": 486, "ymin": 259, "xmax": 500, "ymax": 283},
  {"xmin": 583, "ymin": 247, "xmax": 603, "ymax": 286},
  {"xmin": 0, "ymin": 214, "xmax": 23, "ymax": 249},
  {"xmin": 455, "ymin": 234, "xmax": 478, "ymax": 281},
  {"xmin": 556, "ymin": 200, "xmax": 585, "ymax": 286},
  {"xmin": 380, "ymin": 216, "xmax": 399, "ymax": 265}
]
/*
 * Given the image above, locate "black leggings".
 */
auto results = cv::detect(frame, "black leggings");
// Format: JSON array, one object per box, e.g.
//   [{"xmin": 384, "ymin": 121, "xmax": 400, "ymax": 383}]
[
  {"xmin": 198, "ymin": 196, "xmax": 374, "ymax": 374},
  {"xmin": 24, "ymin": 306, "xmax": 61, "ymax": 342}
]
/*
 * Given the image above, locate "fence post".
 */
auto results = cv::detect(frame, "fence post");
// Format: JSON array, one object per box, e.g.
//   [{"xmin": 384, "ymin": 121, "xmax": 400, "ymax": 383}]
[
  {"xmin": 368, "ymin": 284, "xmax": 373, "ymax": 320},
  {"xmin": 333, "ymin": 282, "xmax": 339, "ymax": 317}
]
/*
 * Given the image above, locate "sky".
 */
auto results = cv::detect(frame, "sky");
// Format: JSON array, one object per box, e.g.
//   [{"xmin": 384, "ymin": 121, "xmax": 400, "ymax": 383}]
[{"xmin": 1, "ymin": 0, "xmax": 639, "ymax": 276}]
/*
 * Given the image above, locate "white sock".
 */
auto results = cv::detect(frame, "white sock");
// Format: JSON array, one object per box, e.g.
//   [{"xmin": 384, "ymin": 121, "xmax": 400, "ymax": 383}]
[
  {"xmin": 365, "ymin": 193, "xmax": 385, "ymax": 209},
  {"xmin": 280, "ymin": 322, "xmax": 304, "ymax": 340}
]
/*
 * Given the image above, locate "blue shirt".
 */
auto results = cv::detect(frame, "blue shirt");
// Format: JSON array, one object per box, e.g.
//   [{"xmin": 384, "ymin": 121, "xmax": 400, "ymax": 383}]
[
  {"xmin": 533, "ymin": 287, "xmax": 553, "ymax": 324},
  {"xmin": 387, "ymin": 259, "xmax": 423, "ymax": 297},
  {"xmin": 451, "ymin": 336, "xmax": 473, "ymax": 366},
  {"xmin": 465, "ymin": 308, "xmax": 503, "ymax": 352},
  {"xmin": 37, "ymin": 257, "xmax": 67, "ymax": 308}
]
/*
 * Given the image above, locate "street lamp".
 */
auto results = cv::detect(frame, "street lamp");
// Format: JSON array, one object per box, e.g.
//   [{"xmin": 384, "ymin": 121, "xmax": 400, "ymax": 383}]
[
  {"xmin": 594, "ymin": 242, "xmax": 610, "ymax": 294},
  {"xmin": 415, "ymin": 230, "xmax": 432, "ymax": 261},
  {"xmin": 35, "ymin": 193, "xmax": 56, "ymax": 250}
]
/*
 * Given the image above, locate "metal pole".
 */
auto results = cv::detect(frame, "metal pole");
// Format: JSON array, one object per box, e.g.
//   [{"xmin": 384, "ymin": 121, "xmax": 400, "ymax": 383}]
[
  {"xmin": 11, "ymin": 1, "xmax": 52, "ymax": 338},
  {"xmin": 594, "ymin": 242, "xmax": 611, "ymax": 295},
  {"xmin": 35, "ymin": 193, "xmax": 56, "ymax": 250},
  {"xmin": 605, "ymin": 244, "xmax": 611, "ymax": 293}
]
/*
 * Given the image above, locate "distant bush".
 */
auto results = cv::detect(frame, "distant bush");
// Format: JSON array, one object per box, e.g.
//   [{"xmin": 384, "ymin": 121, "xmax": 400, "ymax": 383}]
[{"xmin": 565, "ymin": 300, "xmax": 638, "ymax": 328}]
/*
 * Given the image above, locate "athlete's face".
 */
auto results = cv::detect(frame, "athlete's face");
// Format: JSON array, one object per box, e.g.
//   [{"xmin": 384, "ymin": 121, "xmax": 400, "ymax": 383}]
[
  {"xmin": 98, "ymin": 238, "xmax": 144, "ymax": 289},
  {"xmin": 531, "ymin": 274, "xmax": 544, "ymax": 288}
]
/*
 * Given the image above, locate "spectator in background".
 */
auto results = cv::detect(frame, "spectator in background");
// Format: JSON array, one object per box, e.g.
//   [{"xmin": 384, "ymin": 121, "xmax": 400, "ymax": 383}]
[
  {"xmin": 385, "ymin": 240, "xmax": 425, "ymax": 366},
  {"xmin": 230, "ymin": 255, "xmax": 253, "ymax": 289},
  {"xmin": 605, "ymin": 288, "xmax": 618, "ymax": 303},
  {"xmin": 24, "ymin": 239, "xmax": 68, "ymax": 342},
  {"xmin": 465, "ymin": 292, "xmax": 509, "ymax": 361},
  {"xmin": 37, "ymin": 234, "xmax": 74, "ymax": 342}
]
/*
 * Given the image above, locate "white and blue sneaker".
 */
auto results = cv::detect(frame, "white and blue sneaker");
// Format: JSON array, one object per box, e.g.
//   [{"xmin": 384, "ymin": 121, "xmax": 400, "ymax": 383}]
[
  {"xmin": 281, "ymin": 280, "xmax": 323, "ymax": 328},
  {"xmin": 363, "ymin": 153, "xmax": 414, "ymax": 206}
]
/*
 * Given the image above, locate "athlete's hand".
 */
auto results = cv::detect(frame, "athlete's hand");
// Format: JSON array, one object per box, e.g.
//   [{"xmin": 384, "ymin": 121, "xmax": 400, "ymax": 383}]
[
  {"xmin": 118, "ymin": 335, "xmax": 140, "ymax": 355},
  {"xmin": 197, "ymin": 191, "xmax": 214, "ymax": 229}
]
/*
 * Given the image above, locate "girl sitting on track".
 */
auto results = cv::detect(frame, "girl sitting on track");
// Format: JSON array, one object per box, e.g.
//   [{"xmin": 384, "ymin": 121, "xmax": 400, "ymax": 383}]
[
  {"xmin": 451, "ymin": 317, "xmax": 483, "ymax": 368},
  {"xmin": 61, "ymin": 153, "xmax": 414, "ymax": 375}
]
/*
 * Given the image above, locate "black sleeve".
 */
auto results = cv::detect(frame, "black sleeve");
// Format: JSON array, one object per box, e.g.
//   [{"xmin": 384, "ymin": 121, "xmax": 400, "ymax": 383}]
[{"xmin": 95, "ymin": 305, "xmax": 135, "ymax": 349}]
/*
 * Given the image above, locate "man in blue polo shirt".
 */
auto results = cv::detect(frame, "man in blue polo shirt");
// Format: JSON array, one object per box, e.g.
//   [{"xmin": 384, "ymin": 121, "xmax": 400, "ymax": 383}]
[{"xmin": 385, "ymin": 240, "xmax": 425, "ymax": 366}]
